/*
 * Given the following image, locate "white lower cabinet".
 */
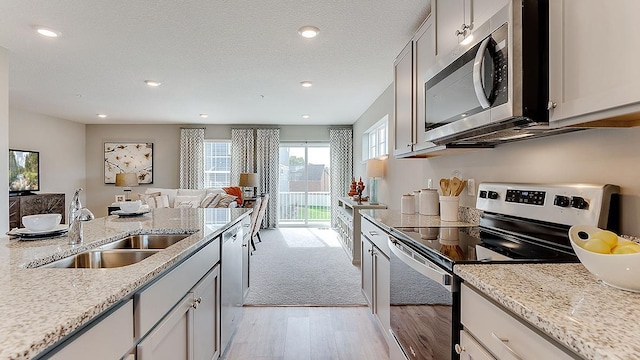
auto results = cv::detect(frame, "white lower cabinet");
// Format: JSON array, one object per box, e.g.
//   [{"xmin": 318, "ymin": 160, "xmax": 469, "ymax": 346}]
[
  {"xmin": 458, "ymin": 330, "xmax": 495, "ymax": 360},
  {"xmin": 138, "ymin": 265, "xmax": 220, "ymax": 360},
  {"xmin": 49, "ymin": 299, "xmax": 134, "ymax": 360},
  {"xmin": 460, "ymin": 283, "xmax": 578, "ymax": 360}
]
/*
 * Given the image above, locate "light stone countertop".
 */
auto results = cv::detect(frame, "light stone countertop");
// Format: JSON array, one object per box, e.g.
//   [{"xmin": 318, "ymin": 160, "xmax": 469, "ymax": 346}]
[
  {"xmin": 0, "ymin": 207, "xmax": 251, "ymax": 360},
  {"xmin": 455, "ymin": 263, "xmax": 640, "ymax": 360},
  {"xmin": 360, "ymin": 207, "xmax": 480, "ymax": 233}
]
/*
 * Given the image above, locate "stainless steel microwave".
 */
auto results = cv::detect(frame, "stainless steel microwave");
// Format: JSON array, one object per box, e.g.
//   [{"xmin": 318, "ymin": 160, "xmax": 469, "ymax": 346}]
[{"xmin": 422, "ymin": 0, "xmax": 563, "ymax": 146}]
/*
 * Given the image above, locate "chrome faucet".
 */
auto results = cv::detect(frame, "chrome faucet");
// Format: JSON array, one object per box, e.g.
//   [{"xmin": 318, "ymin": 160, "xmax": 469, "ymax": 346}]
[{"xmin": 68, "ymin": 188, "xmax": 95, "ymax": 245}]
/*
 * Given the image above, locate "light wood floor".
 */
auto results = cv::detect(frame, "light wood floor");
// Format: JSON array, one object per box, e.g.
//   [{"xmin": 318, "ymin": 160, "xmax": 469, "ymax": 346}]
[{"xmin": 221, "ymin": 306, "xmax": 389, "ymax": 360}]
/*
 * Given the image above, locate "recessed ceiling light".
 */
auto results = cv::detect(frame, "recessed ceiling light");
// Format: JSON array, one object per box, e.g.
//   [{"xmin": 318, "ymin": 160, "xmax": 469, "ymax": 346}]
[
  {"xmin": 298, "ymin": 26, "xmax": 320, "ymax": 39},
  {"xmin": 144, "ymin": 80, "xmax": 161, "ymax": 87},
  {"xmin": 97, "ymin": 114, "xmax": 107, "ymax": 118},
  {"xmin": 199, "ymin": 114, "xmax": 209, "ymax": 118},
  {"xmin": 34, "ymin": 26, "xmax": 61, "ymax": 38},
  {"xmin": 300, "ymin": 81, "xmax": 313, "ymax": 88},
  {"xmin": 302, "ymin": 115, "xmax": 310, "ymax": 119}
]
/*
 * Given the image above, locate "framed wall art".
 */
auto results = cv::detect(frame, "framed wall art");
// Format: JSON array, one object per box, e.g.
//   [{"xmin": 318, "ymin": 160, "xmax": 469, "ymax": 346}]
[{"xmin": 104, "ymin": 142, "xmax": 154, "ymax": 184}]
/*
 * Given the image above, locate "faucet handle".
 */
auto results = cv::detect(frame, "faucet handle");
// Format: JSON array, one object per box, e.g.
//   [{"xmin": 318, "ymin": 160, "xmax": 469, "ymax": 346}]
[{"xmin": 77, "ymin": 208, "xmax": 95, "ymax": 221}]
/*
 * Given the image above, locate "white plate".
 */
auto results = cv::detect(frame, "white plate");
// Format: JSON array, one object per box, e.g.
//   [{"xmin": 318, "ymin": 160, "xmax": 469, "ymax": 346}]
[
  {"xmin": 12, "ymin": 224, "xmax": 68, "ymax": 235},
  {"xmin": 112, "ymin": 209, "xmax": 151, "ymax": 217}
]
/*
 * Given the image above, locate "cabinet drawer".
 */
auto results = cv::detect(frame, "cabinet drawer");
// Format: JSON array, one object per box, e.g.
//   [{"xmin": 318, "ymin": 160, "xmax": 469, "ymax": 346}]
[
  {"xmin": 461, "ymin": 283, "xmax": 576, "ymax": 360},
  {"xmin": 361, "ymin": 218, "xmax": 389, "ymax": 256},
  {"xmin": 50, "ymin": 299, "xmax": 134, "ymax": 360},
  {"xmin": 459, "ymin": 330, "xmax": 495, "ymax": 360},
  {"xmin": 136, "ymin": 236, "xmax": 220, "ymax": 338}
]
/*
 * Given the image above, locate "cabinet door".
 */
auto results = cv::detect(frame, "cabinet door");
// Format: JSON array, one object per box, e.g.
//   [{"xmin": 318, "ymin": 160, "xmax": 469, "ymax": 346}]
[
  {"xmin": 373, "ymin": 250, "xmax": 390, "ymax": 343},
  {"xmin": 413, "ymin": 15, "xmax": 437, "ymax": 152},
  {"xmin": 435, "ymin": 0, "xmax": 465, "ymax": 59},
  {"xmin": 137, "ymin": 294, "xmax": 194, "ymax": 360},
  {"xmin": 470, "ymin": 0, "xmax": 509, "ymax": 34},
  {"xmin": 458, "ymin": 330, "xmax": 496, "ymax": 360},
  {"xmin": 361, "ymin": 237, "xmax": 374, "ymax": 307},
  {"xmin": 549, "ymin": 0, "xmax": 640, "ymax": 126},
  {"xmin": 242, "ymin": 233, "xmax": 250, "ymax": 300},
  {"xmin": 193, "ymin": 265, "xmax": 221, "ymax": 360},
  {"xmin": 394, "ymin": 41, "xmax": 415, "ymax": 156}
]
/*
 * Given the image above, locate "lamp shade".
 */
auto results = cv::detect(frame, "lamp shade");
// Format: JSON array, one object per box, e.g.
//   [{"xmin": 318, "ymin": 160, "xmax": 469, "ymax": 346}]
[
  {"xmin": 239, "ymin": 173, "xmax": 259, "ymax": 187},
  {"xmin": 366, "ymin": 159, "xmax": 384, "ymax": 178},
  {"xmin": 115, "ymin": 173, "xmax": 139, "ymax": 187}
]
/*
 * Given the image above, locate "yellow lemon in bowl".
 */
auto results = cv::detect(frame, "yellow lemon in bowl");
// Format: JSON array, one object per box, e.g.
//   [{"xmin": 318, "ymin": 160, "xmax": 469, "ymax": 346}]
[
  {"xmin": 611, "ymin": 243, "xmax": 640, "ymax": 254},
  {"xmin": 590, "ymin": 230, "xmax": 618, "ymax": 248},
  {"xmin": 583, "ymin": 238, "xmax": 613, "ymax": 254}
]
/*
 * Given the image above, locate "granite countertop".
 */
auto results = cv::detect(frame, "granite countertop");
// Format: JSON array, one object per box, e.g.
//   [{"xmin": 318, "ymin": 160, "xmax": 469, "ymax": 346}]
[
  {"xmin": 360, "ymin": 207, "xmax": 479, "ymax": 233},
  {"xmin": 455, "ymin": 263, "xmax": 640, "ymax": 360},
  {"xmin": 0, "ymin": 207, "xmax": 250, "ymax": 360}
]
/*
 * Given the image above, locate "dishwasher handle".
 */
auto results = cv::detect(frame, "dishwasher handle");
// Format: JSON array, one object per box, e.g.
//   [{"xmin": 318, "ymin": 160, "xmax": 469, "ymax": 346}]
[{"xmin": 388, "ymin": 236, "xmax": 452, "ymax": 292}]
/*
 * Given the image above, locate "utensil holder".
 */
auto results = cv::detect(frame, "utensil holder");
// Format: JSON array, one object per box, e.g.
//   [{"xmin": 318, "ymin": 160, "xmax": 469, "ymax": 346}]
[{"xmin": 439, "ymin": 196, "xmax": 459, "ymax": 222}]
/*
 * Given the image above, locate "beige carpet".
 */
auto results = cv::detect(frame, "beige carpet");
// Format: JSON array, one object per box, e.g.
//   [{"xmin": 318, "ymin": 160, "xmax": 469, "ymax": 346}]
[{"xmin": 243, "ymin": 228, "xmax": 367, "ymax": 306}]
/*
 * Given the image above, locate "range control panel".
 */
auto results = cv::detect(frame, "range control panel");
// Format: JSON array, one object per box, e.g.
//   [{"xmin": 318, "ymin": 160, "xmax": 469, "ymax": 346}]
[{"xmin": 476, "ymin": 183, "xmax": 620, "ymax": 227}]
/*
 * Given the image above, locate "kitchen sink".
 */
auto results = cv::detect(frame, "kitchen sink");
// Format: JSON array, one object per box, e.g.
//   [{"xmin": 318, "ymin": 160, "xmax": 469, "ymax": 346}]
[
  {"xmin": 98, "ymin": 234, "xmax": 191, "ymax": 250},
  {"xmin": 41, "ymin": 250, "xmax": 159, "ymax": 268}
]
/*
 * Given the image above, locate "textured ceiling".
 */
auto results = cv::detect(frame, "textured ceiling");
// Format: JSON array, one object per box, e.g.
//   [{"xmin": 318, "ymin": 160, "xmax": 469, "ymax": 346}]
[{"xmin": 0, "ymin": 1, "xmax": 430, "ymax": 125}]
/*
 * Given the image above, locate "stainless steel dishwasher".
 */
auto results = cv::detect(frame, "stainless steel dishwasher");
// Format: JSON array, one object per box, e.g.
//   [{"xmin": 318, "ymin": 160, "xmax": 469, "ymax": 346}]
[{"xmin": 221, "ymin": 223, "xmax": 243, "ymax": 355}]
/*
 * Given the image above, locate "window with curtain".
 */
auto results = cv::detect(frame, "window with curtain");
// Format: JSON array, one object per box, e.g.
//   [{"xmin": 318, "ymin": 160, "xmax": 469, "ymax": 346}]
[{"xmin": 204, "ymin": 140, "xmax": 231, "ymax": 188}]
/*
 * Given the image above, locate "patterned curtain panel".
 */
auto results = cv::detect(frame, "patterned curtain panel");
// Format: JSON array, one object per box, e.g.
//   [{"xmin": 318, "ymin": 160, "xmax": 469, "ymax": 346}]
[
  {"xmin": 230, "ymin": 128, "xmax": 255, "ymax": 186},
  {"xmin": 179, "ymin": 128, "xmax": 205, "ymax": 189},
  {"xmin": 256, "ymin": 128, "xmax": 280, "ymax": 228},
  {"xmin": 329, "ymin": 128, "xmax": 353, "ymax": 228}
]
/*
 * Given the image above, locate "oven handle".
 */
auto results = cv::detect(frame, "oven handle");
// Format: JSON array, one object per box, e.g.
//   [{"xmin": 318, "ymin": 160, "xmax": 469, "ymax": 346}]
[
  {"xmin": 472, "ymin": 37, "xmax": 491, "ymax": 109},
  {"xmin": 388, "ymin": 236, "xmax": 452, "ymax": 292}
]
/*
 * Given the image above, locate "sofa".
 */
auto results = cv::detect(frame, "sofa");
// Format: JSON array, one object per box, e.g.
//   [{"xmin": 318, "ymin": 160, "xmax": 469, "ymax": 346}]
[{"xmin": 138, "ymin": 188, "xmax": 238, "ymax": 209}]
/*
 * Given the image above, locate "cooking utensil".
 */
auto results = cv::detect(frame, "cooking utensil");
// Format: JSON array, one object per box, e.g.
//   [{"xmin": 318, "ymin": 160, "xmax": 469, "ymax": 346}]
[
  {"xmin": 439, "ymin": 178, "xmax": 450, "ymax": 196},
  {"xmin": 450, "ymin": 177, "xmax": 462, "ymax": 197},
  {"xmin": 454, "ymin": 180, "xmax": 467, "ymax": 196}
]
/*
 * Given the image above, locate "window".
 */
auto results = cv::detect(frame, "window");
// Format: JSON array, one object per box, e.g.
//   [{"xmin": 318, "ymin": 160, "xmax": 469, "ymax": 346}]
[
  {"xmin": 204, "ymin": 140, "xmax": 231, "ymax": 188},
  {"xmin": 362, "ymin": 115, "xmax": 388, "ymax": 161}
]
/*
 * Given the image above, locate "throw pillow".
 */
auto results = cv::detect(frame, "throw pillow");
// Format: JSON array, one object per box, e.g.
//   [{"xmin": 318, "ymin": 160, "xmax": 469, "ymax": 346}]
[
  {"xmin": 216, "ymin": 193, "xmax": 238, "ymax": 208},
  {"xmin": 174, "ymin": 195, "xmax": 201, "ymax": 209},
  {"xmin": 155, "ymin": 195, "xmax": 170, "ymax": 208},
  {"xmin": 139, "ymin": 192, "xmax": 161, "ymax": 207},
  {"xmin": 222, "ymin": 186, "xmax": 243, "ymax": 205},
  {"xmin": 200, "ymin": 193, "xmax": 222, "ymax": 208}
]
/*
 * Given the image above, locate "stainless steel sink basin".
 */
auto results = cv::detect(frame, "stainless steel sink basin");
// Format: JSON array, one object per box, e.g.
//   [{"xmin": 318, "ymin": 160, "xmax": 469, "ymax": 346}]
[
  {"xmin": 41, "ymin": 250, "xmax": 159, "ymax": 268},
  {"xmin": 98, "ymin": 234, "xmax": 191, "ymax": 250}
]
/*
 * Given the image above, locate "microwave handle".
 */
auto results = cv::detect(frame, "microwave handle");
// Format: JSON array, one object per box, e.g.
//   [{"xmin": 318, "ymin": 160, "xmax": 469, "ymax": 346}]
[{"xmin": 473, "ymin": 37, "xmax": 491, "ymax": 109}]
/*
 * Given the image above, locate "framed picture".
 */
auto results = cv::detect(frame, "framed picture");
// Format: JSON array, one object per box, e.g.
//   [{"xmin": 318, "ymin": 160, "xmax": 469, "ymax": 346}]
[
  {"xmin": 104, "ymin": 142, "xmax": 153, "ymax": 184},
  {"xmin": 115, "ymin": 195, "xmax": 126, "ymax": 202}
]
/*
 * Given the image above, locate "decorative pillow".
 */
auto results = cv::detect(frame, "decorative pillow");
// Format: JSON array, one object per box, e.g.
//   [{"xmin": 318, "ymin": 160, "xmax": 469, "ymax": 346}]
[
  {"xmin": 222, "ymin": 186, "xmax": 243, "ymax": 205},
  {"xmin": 200, "ymin": 193, "xmax": 222, "ymax": 208},
  {"xmin": 139, "ymin": 192, "xmax": 161, "ymax": 207},
  {"xmin": 216, "ymin": 193, "xmax": 238, "ymax": 208},
  {"xmin": 174, "ymin": 195, "xmax": 201, "ymax": 209},
  {"xmin": 155, "ymin": 195, "xmax": 170, "ymax": 208}
]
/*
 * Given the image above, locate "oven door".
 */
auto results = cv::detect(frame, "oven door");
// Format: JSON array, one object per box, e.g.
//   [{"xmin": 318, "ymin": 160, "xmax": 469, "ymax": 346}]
[{"xmin": 388, "ymin": 236, "xmax": 456, "ymax": 360}]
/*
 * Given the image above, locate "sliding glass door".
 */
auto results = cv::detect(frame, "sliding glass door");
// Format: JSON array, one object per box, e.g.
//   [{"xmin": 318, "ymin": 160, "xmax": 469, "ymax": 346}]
[{"xmin": 278, "ymin": 143, "xmax": 330, "ymax": 227}]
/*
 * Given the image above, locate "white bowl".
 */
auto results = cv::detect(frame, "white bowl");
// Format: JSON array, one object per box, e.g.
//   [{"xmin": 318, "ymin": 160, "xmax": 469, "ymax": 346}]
[
  {"xmin": 569, "ymin": 225, "xmax": 640, "ymax": 292},
  {"xmin": 119, "ymin": 200, "xmax": 142, "ymax": 213},
  {"xmin": 22, "ymin": 214, "xmax": 62, "ymax": 232}
]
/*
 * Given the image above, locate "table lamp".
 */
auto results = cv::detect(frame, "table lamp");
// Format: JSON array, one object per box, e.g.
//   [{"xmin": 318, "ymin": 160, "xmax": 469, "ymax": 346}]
[
  {"xmin": 115, "ymin": 173, "xmax": 139, "ymax": 201},
  {"xmin": 239, "ymin": 173, "xmax": 258, "ymax": 198},
  {"xmin": 366, "ymin": 159, "xmax": 384, "ymax": 205}
]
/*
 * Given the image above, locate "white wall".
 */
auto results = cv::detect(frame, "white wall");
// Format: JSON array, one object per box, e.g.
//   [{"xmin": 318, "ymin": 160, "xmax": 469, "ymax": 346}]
[
  {"xmin": 85, "ymin": 124, "xmax": 339, "ymax": 217},
  {"xmin": 353, "ymin": 84, "xmax": 640, "ymax": 236},
  {"xmin": 9, "ymin": 109, "xmax": 86, "ymax": 223},
  {"xmin": 0, "ymin": 48, "xmax": 8, "ymax": 232}
]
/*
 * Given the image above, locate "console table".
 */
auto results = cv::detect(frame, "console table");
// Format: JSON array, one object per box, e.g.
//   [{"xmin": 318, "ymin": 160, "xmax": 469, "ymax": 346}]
[
  {"xmin": 336, "ymin": 197, "xmax": 387, "ymax": 264},
  {"xmin": 8, "ymin": 193, "xmax": 65, "ymax": 230}
]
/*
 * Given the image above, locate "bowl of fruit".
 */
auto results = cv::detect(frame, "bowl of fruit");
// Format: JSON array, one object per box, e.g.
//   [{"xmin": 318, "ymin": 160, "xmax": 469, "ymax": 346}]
[{"xmin": 569, "ymin": 225, "xmax": 640, "ymax": 292}]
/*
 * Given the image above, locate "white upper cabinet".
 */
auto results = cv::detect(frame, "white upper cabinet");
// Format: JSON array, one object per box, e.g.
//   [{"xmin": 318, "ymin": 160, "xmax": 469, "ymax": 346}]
[
  {"xmin": 413, "ymin": 16, "xmax": 437, "ymax": 152},
  {"xmin": 549, "ymin": 0, "xmax": 640, "ymax": 127},
  {"xmin": 434, "ymin": 0, "xmax": 509, "ymax": 61},
  {"xmin": 393, "ymin": 41, "xmax": 415, "ymax": 156}
]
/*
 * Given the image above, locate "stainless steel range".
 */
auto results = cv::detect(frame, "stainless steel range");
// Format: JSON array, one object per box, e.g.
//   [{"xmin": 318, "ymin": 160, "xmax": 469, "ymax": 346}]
[{"xmin": 387, "ymin": 182, "xmax": 620, "ymax": 360}]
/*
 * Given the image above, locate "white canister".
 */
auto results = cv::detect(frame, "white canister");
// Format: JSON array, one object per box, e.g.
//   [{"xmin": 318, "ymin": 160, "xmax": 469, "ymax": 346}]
[
  {"xmin": 419, "ymin": 189, "xmax": 439, "ymax": 216},
  {"xmin": 439, "ymin": 196, "xmax": 460, "ymax": 222},
  {"xmin": 401, "ymin": 194, "xmax": 415, "ymax": 214},
  {"xmin": 412, "ymin": 190, "xmax": 421, "ymax": 214}
]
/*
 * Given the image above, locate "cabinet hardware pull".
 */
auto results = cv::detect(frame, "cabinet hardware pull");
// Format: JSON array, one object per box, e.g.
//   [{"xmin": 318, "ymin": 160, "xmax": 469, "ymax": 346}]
[
  {"xmin": 491, "ymin": 333, "xmax": 523, "ymax": 360},
  {"xmin": 195, "ymin": 297, "xmax": 202, "ymax": 304},
  {"xmin": 369, "ymin": 231, "xmax": 378, "ymax": 236},
  {"xmin": 367, "ymin": 249, "xmax": 373, "ymax": 254},
  {"xmin": 242, "ymin": 244, "xmax": 248, "ymax": 247},
  {"xmin": 547, "ymin": 101, "xmax": 557, "ymax": 110},
  {"xmin": 454, "ymin": 344, "xmax": 465, "ymax": 354}
]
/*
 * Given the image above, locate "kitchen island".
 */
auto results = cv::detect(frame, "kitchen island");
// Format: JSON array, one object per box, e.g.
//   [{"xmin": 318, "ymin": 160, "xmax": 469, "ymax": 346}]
[
  {"xmin": 0, "ymin": 207, "xmax": 251, "ymax": 360},
  {"xmin": 456, "ymin": 263, "xmax": 640, "ymax": 360}
]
